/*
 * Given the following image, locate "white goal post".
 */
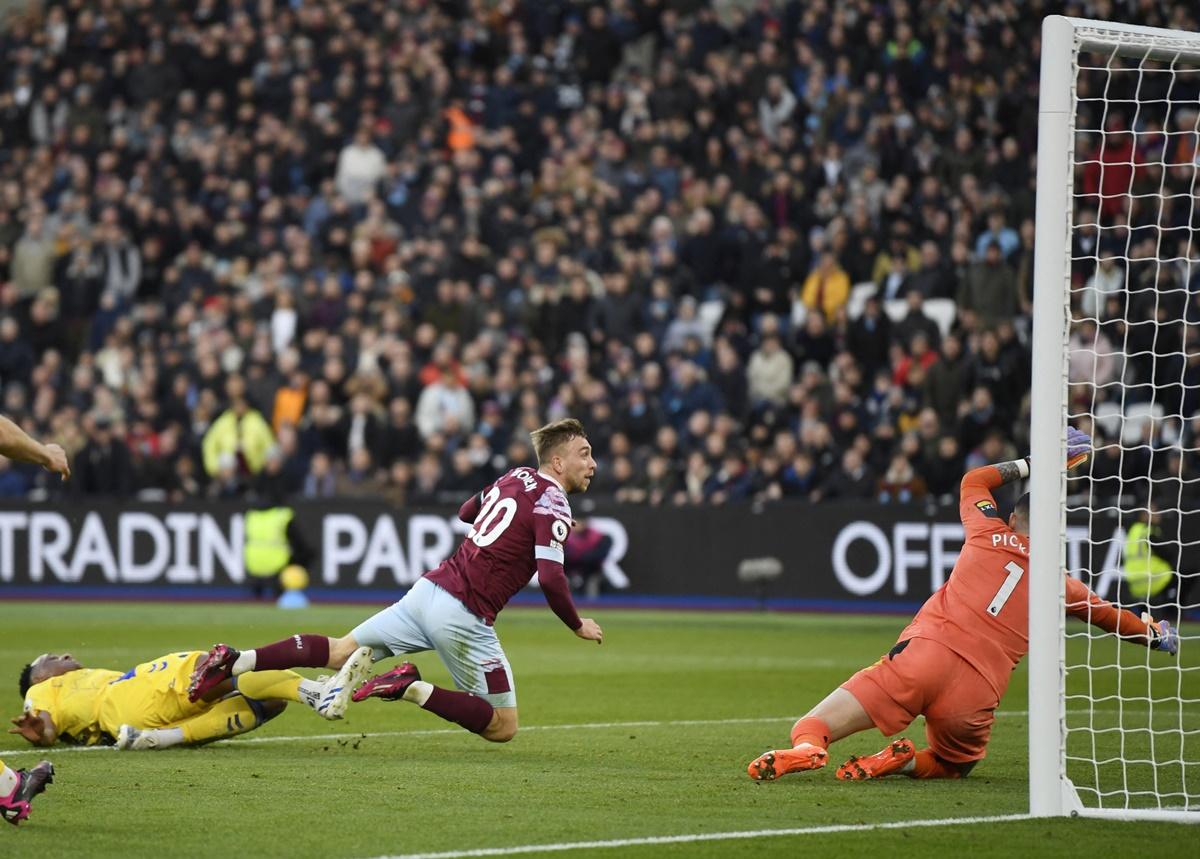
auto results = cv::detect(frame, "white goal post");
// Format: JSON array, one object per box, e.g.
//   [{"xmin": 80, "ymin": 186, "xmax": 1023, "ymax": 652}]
[{"xmin": 1030, "ymin": 15, "xmax": 1200, "ymax": 822}]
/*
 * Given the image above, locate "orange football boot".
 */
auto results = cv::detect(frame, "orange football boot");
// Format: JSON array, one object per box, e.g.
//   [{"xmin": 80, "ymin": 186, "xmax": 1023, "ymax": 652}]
[
  {"xmin": 747, "ymin": 743, "xmax": 829, "ymax": 781},
  {"xmin": 836, "ymin": 738, "xmax": 916, "ymax": 780}
]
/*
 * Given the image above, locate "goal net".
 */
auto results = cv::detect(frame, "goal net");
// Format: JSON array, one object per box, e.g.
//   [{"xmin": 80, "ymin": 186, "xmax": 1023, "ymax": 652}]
[{"xmin": 1030, "ymin": 16, "xmax": 1200, "ymax": 821}]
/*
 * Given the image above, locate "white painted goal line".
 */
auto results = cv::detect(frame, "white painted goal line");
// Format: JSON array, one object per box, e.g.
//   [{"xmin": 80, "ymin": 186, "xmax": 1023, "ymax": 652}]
[
  {"xmin": 360, "ymin": 813, "xmax": 1035, "ymax": 859},
  {"xmin": 1, "ymin": 707, "xmax": 1189, "ymax": 757}
]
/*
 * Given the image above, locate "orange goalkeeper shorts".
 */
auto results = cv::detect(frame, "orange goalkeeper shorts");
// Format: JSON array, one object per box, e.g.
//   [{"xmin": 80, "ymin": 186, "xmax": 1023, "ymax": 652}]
[{"xmin": 841, "ymin": 636, "xmax": 1000, "ymax": 764}]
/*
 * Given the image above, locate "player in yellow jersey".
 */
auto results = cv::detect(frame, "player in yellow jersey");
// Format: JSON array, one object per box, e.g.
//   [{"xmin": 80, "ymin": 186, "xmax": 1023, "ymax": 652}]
[{"xmin": 9, "ymin": 646, "xmax": 373, "ymax": 751}]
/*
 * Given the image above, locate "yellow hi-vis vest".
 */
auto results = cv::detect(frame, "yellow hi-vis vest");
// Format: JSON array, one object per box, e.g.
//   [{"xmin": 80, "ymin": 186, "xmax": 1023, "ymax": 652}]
[
  {"xmin": 1122, "ymin": 521, "xmax": 1174, "ymax": 599},
  {"xmin": 244, "ymin": 507, "xmax": 294, "ymax": 577}
]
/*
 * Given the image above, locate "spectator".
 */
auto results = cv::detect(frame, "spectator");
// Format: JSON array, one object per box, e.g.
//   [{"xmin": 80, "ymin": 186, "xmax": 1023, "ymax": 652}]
[
  {"xmin": 564, "ymin": 516, "xmax": 614, "ymax": 598},
  {"xmin": 758, "ymin": 75, "xmax": 797, "ymax": 144},
  {"xmin": 922, "ymin": 333, "xmax": 970, "ymax": 428},
  {"xmin": 907, "ymin": 241, "xmax": 956, "ymax": 300},
  {"xmin": 74, "ymin": 415, "xmax": 133, "ymax": 497},
  {"xmin": 302, "ymin": 451, "xmax": 336, "ymax": 499},
  {"xmin": 378, "ymin": 397, "xmax": 422, "ymax": 467},
  {"xmin": 845, "ymin": 295, "xmax": 893, "ymax": 376},
  {"xmin": 958, "ymin": 241, "xmax": 1020, "ymax": 331},
  {"xmin": 0, "ymin": 0, "xmax": 1182, "ymax": 510},
  {"xmin": 663, "ymin": 361, "xmax": 724, "ymax": 431},
  {"xmin": 974, "ymin": 211, "xmax": 1021, "ymax": 261},
  {"xmin": 878, "ymin": 453, "xmax": 927, "ymax": 503},
  {"xmin": 892, "ymin": 290, "xmax": 942, "ymax": 350},
  {"xmin": 408, "ymin": 452, "xmax": 446, "ymax": 506},
  {"xmin": 335, "ymin": 127, "xmax": 387, "ymax": 205},
  {"xmin": 0, "ymin": 318, "xmax": 35, "ymax": 389},
  {"xmin": 11, "ymin": 208, "xmax": 55, "ymax": 304},
  {"xmin": 813, "ymin": 448, "xmax": 876, "ymax": 502},
  {"xmin": 98, "ymin": 224, "xmax": 141, "ymax": 307},
  {"xmin": 335, "ymin": 447, "xmax": 385, "ymax": 498},
  {"xmin": 340, "ymin": 392, "xmax": 385, "ymax": 462},
  {"xmin": 0, "ymin": 455, "xmax": 30, "ymax": 497},
  {"xmin": 201, "ymin": 375, "xmax": 277, "ymax": 480},
  {"xmin": 925, "ymin": 435, "xmax": 964, "ymax": 502},
  {"xmin": 415, "ymin": 367, "xmax": 476, "ymax": 440},
  {"xmin": 746, "ymin": 333, "xmax": 794, "ymax": 408},
  {"xmin": 1081, "ymin": 255, "xmax": 1124, "ymax": 320},
  {"xmin": 800, "ymin": 253, "xmax": 851, "ymax": 321},
  {"xmin": 875, "ymin": 251, "xmax": 913, "ymax": 302}
]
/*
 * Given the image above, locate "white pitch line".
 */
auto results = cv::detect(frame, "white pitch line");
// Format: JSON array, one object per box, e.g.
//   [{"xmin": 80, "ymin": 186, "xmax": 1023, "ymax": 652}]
[
  {"xmin": 363, "ymin": 813, "xmax": 1034, "ymax": 859},
  {"xmin": 0, "ymin": 715, "xmax": 798, "ymax": 756},
  {"xmin": 0, "ymin": 706, "xmax": 1187, "ymax": 757}
]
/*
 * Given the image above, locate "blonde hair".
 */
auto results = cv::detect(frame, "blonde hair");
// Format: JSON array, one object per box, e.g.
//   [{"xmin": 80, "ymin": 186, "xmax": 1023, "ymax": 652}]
[{"xmin": 530, "ymin": 418, "xmax": 587, "ymax": 466}]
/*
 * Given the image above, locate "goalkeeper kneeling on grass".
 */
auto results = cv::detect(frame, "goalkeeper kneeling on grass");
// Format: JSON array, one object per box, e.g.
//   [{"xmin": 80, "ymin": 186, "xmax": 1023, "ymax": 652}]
[{"xmin": 748, "ymin": 428, "xmax": 1179, "ymax": 782}]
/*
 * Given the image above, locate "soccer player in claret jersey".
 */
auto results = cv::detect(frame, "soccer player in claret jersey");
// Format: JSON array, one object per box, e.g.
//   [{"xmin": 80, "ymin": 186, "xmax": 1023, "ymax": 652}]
[
  {"xmin": 748, "ymin": 428, "xmax": 1180, "ymax": 782},
  {"xmin": 187, "ymin": 418, "xmax": 604, "ymax": 743},
  {"xmin": 0, "ymin": 414, "xmax": 68, "ymax": 824}
]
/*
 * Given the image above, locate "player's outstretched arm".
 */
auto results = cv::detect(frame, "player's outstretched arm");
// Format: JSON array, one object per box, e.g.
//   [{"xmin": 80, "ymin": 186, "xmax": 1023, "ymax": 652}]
[
  {"xmin": 0, "ymin": 416, "xmax": 69, "ymax": 480},
  {"xmin": 8, "ymin": 712, "xmax": 57, "ymax": 747},
  {"xmin": 961, "ymin": 459, "xmax": 1029, "ymax": 496},
  {"xmin": 1064, "ymin": 576, "xmax": 1177, "ymax": 655}
]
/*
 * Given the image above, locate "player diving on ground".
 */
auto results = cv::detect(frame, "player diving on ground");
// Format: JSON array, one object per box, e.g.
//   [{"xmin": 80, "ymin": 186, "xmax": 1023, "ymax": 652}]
[
  {"xmin": 186, "ymin": 419, "xmax": 604, "ymax": 744},
  {"xmin": 748, "ymin": 427, "xmax": 1179, "ymax": 782},
  {"xmin": 9, "ymin": 646, "xmax": 374, "ymax": 751}
]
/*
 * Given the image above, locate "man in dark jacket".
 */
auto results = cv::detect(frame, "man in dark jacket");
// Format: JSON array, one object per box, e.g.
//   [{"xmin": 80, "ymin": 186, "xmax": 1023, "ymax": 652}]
[
  {"xmin": 74, "ymin": 416, "xmax": 133, "ymax": 497},
  {"xmin": 922, "ymin": 333, "xmax": 969, "ymax": 427}
]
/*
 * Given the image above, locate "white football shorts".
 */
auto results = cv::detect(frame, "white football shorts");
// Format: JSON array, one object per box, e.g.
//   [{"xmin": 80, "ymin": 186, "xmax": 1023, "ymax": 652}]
[{"xmin": 350, "ymin": 577, "xmax": 517, "ymax": 708}]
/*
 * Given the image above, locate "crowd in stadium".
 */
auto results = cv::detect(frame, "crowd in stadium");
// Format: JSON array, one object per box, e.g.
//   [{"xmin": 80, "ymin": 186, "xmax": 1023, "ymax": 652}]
[{"xmin": 0, "ymin": 0, "xmax": 1197, "ymax": 508}]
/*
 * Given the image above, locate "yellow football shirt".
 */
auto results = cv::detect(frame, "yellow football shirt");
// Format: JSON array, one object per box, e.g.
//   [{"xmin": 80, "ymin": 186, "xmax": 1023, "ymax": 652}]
[
  {"xmin": 24, "ymin": 669, "xmax": 123, "ymax": 746},
  {"xmin": 97, "ymin": 652, "xmax": 203, "ymax": 733},
  {"xmin": 24, "ymin": 652, "xmax": 204, "ymax": 744}
]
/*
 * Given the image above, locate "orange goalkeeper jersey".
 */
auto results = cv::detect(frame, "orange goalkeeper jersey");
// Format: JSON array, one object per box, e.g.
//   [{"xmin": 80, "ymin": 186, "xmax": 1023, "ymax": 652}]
[{"xmin": 898, "ymin": 464, "xmax": 1153, "ymax": 700}]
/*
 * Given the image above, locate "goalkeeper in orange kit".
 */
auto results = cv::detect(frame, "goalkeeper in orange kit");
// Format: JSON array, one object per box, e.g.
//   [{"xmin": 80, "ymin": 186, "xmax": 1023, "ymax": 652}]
[{"xmin": 748, "ymin": 428, "xmax": 1180, "ymax": 782}]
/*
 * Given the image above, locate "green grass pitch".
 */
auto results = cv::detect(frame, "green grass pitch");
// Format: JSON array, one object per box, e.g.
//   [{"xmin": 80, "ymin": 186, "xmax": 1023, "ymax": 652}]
[{"xmin": 0, "ymin": 601, "xmax": 1195, "ymax": 857}]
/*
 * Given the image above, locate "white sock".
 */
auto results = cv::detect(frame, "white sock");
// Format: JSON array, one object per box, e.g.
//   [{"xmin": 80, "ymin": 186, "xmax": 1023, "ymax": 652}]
[
  {"xmin": 402, "ymin": 680, "xmax": 433, "ymax": 706},
  {"xmin": 900, "ymin": 758, "xmax": 916, "ymax": 774},
  {"xmin": 145, "ymin": 728, "xmax": 186, "ymax": 749},
  {"xmin": 0, "ymin": 765, "xmax": 18, "ymax": 796},
  {"xmin": 232, "ymin": 650, "xmax": 257, "ymax": 676},
  {"xmin": 297, "ymin": 679, "xmax": 324, "ymax": 711}
]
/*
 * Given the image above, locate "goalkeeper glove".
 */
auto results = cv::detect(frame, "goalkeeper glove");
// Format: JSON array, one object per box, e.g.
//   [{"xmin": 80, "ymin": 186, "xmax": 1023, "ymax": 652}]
[
  {"xmin": 1066, "ymin": 426, "xmax": 1091, "ymax": 470},
  {"xmin": 1142, "ymin": 613, "xmax": 1179, "ymax": 656}
]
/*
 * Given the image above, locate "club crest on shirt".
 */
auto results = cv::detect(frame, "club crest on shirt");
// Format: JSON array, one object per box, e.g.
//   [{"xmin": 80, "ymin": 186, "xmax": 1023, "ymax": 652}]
[{"xmin": 975, "ymin": 499, "xmax": 1001, "ymax": 519}]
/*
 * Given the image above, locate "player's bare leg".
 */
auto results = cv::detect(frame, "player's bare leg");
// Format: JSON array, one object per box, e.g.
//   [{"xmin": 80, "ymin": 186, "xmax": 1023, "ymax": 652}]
[
  {"xmin": 748, "ymin": 688, "xmax": 875, "ymax": 781},
  {"xmin": 0, "ymin": 759, "xmax": 53, "ymax": 825},
  {"xmin": 353, "ymin": 661, "xmax": 514, "ymax": 741},
  {"xmin": 481, "ymin": 707, "xmax": 518, "ymax": 743}
]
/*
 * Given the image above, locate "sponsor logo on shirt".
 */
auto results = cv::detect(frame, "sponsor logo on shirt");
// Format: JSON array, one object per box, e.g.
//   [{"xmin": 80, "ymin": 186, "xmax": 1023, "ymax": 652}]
[{"xmin": 976, "ymin": 499, "xmax": 1001, "ymax": 519}]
